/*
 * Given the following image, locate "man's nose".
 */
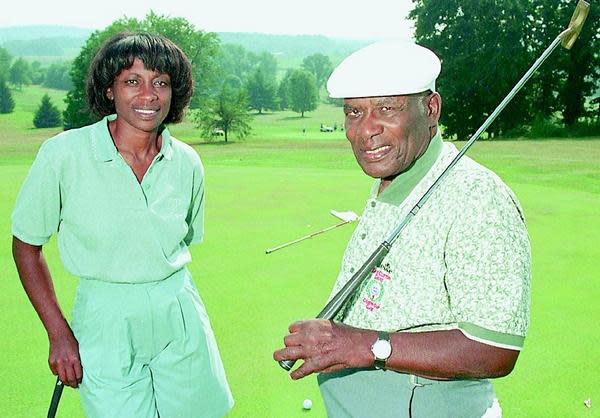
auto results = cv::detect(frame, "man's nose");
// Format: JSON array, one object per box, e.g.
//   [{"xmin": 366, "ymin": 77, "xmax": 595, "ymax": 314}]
[{"xmin": 358, "ymin": 112, "xmax": 383, "ymax": 140}]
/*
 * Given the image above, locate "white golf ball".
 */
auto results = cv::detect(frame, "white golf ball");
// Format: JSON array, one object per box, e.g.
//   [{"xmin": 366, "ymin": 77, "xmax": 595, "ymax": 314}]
[{"xmin": 303, "ymin": 398, "xmax": 313, "ymax": 410}]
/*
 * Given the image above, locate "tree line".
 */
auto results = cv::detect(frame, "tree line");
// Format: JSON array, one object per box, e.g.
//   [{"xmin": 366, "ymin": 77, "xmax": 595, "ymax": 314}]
[
  {"xmin": 0, "ymin": 13, "xmax": 333, "ymax": 138},
  {"xmin": 410, "ymin": 0, "xmax": 600, "ymax": 139},
  {"xmin": 2, "ymin": 4, "xmax": 598, "ymax": 138}
]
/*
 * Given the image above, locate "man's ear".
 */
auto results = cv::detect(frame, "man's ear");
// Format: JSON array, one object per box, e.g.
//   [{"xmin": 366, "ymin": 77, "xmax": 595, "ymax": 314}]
[{"xmin": 426, "ymin": 92, "xmax": 442, "ymax": 125}]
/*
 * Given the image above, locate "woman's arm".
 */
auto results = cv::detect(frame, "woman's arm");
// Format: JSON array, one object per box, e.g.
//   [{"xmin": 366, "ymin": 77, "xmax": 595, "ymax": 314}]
[{"xmin": 12, "ymin": 236, "xmax": 82, "ymax": 388}]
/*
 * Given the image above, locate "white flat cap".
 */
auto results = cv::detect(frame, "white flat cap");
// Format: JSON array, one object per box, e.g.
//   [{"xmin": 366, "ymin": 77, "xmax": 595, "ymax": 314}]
[{"xmin": 327, "ymin": 40, "xmax": 441, "ymax": 98}]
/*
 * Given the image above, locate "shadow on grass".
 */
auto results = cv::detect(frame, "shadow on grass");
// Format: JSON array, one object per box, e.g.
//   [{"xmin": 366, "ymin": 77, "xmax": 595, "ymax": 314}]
[
  {"xmin": 279, "ymin": 115, "xmax": 313, "ymax": 121},
  {"xmin": 187, "ymin": 140, "xmax": 237, "ymax": 146}
]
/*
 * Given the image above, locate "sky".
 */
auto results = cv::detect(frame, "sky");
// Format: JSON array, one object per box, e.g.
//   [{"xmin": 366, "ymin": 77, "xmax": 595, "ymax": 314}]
[{"xmin": 2, "ymin": 0, "xmax": 415, "ymax": 40}]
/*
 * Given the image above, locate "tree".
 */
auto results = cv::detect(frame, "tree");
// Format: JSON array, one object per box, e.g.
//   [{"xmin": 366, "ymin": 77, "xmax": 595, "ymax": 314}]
[
  {"xmin": 9, "ymin": 57, "xmax": 32, "ymax": 89},
  {"xmin": 555, "ymin": 1, "xmax": 599, "ymax": 125},
  {"xmin": 410, "ymin": 0, "xmax": 600, "ymax": 136},
  {"xmin": 216, "ymin": 44, "xmax": 255, "ymax": 85},
  {"xmin": 0, "ymin": 47, "xmax": 12, "ymax": 80},
  {"xmin": 44, "ymin": 61, "xmax": 73, "ymax": 90},
  {"xmin": 254, "ymin": 51, "xmax": 278, "ymax": 82},
  {"xmin": 411, "ymin": 0, "xmax": 533, "ymax": 139},
  {"xmin": 193, "ymin": 83, "xmax": 252, "ymax": 142},
  {"xmin": 63, "ymin": 12, "xmax": 220, "ymax": 129},
  {"xmin": 301, "ymin": 53, "xmax": 333, "ymax": 88},
  {"xmin": 277, "ymin": 73, "xmax": 291, "ymax": 110},
  {"xmin": 33, "ymin": 94, "xmax": 62, "ymax": 128},
  {"xmin": 524, "ymin": 0, "xmax": 599, "ymax": 126},
  {"xmin": 287, "ymin": 69, "xmax": 318, "ymax": 117},
  {"xmin": 30, "ymin": 61, "xmax": 45, "ymax": 85},
  {"xmin": 245, "ymin": 68, "xmax": 277, "ymax": 113},
  {"xmin": 0, "ymin": 77, "xmax": 15, "ymax": 114}
]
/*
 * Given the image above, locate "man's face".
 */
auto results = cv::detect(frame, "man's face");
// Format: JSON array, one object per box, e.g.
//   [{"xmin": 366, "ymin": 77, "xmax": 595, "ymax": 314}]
[{"xmin": 343, "ymin": 93, "xmax": 440, "ymax": 182}]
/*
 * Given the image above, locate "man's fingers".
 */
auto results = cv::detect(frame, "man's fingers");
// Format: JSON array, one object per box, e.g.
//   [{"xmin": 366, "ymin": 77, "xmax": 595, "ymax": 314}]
[
  {"xmin": 283, "ymin": 332, "xmax": 302, "ymax": 347},
  {"xmin": 273, "ymin": 345, "xmax": 304, "ymax": 362},
  {"xmin": 288, "ymin": 320, "xmax": 308, "ymax": 333}
]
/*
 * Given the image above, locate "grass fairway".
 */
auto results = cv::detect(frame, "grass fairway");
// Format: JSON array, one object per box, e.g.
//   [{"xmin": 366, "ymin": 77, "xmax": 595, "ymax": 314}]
[{"xmin": 1, "ymin": 87, "xmax": 599, "ymax": 417}]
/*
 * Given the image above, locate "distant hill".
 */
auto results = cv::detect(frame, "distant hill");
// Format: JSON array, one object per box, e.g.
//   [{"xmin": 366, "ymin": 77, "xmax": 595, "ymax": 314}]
[
  {"xmin": 0, "ymin": 25, "xmax": 92, "ymax": 62},
  {"xmin": 216, "ymin": 32, "xmax": 370, "ymax": 62},
  {"xmin": 0, "ymin": 25, "xmax": 371, "ymax": 64},
  {"xmin": 0, "ymin": 25, "xmax": 92, "ymax": 42}
]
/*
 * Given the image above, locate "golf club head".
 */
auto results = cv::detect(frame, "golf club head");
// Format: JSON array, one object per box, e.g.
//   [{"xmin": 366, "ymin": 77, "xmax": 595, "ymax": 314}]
[
  {"xmin": 560, "ymin": 0, "xmax": 590, "ymax": 50},
  {"xmin": 330, "ymin": 210, "xmax": 359, "ymax": 223}
]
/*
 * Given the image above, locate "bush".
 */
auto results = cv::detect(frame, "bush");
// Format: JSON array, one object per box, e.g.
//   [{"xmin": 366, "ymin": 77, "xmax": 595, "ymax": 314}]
[
  {"xmin": 526, "ymin": 116, "xmax": 565, "ymax": 138},
  {"xmin": 33, "ymin": 94, "xmax": 62, "ymax": 128}
]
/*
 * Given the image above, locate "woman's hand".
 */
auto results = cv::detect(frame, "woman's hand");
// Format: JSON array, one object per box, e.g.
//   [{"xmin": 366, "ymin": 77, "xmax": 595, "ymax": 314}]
[{"xmin": 48, "ymin": 327, "xmax": 83, "ymax": 388}]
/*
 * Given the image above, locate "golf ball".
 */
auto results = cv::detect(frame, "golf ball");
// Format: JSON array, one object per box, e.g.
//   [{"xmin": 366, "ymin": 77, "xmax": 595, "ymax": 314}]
[{"xmin": 303, "ymin": 399, "xmax": 312, "ymax": 410}]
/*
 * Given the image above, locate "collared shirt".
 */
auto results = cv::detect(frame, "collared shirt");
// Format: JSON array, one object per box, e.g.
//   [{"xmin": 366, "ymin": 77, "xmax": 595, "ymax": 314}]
[
  {"xmin": 12, "ymin": 115, "xmax": 205, "ymax": 283},
  {"xmin": 319, "ymin": 133, "xmax": 531, "ymax": 417},
  {"xmin": 331, "ymin": 133, "xmax": 530, "ymax": 348}
]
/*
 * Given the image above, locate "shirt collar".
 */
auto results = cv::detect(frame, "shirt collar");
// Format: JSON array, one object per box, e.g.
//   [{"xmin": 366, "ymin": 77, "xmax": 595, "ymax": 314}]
[
  {"xmin": 372, "ymin": 131, "xmax": 443, "ymax": 205},
  {"xmin": 91, "ymin": 114, "xmax": 173, "ymax": 162}
]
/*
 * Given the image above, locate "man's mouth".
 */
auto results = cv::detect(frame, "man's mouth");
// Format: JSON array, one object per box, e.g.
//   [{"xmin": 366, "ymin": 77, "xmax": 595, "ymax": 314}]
[{"xmin": 364, "ymin": 145, "xmax": 391, "ymax": 161}]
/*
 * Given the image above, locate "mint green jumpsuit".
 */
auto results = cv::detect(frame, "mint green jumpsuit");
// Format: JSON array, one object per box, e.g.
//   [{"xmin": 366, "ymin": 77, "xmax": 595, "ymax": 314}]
[{"xmin": 12, "ymin": 115, "xmax": 234, "ymax": 418}]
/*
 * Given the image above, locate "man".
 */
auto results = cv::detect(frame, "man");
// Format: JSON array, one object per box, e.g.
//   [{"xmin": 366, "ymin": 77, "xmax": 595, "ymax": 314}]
[{"xmin": 273, "ymin": 41, "xmax": 530, "ymax": 417}]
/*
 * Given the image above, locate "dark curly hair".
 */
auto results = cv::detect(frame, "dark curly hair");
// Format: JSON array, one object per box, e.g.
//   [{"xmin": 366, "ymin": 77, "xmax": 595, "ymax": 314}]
[{"xmin": 86, "ymin": 32, "xmax": 194, "ymax": 124}]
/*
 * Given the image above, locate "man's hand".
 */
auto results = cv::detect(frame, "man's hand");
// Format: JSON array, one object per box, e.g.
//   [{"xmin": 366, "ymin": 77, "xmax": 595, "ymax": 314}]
[
  {"xmin": 48, "ymin": 328, "xmax": 82, "ymax": 388},
  {"xmin": 273, "ymin": 319, "xmax": 376, "ymax": 380}
]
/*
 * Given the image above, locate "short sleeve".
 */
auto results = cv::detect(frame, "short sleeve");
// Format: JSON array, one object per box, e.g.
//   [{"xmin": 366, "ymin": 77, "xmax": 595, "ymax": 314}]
[
  {"xmin": 184, "ymin": 158, "xmax": 205, "ymax": 246},
  {"xmin": 444, "ymin": 177, "xmax": 531, "ymax": 350},
  {"xmin": 11, "ymin": 144, "xmax": 62, "ymax": 246}
]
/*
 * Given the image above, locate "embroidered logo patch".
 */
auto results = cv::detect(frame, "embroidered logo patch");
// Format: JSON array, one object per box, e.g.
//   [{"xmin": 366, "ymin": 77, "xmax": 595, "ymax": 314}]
[{"xmin": 362, "ymin": 266, "xmax": 393, "ymax": 312}]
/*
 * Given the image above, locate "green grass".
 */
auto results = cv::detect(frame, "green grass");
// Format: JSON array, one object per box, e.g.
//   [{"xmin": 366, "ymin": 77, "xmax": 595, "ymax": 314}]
[{"xmin": 1, "ymin": 86, "xmax": 600, "ymax": 417}]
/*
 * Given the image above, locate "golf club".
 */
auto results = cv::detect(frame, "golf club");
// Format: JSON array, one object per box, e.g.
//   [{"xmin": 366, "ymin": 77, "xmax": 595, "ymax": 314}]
[
  {"xmin": 279, "ymin": 0, "xmax": 590, "ymax": 371},
  {"xmin": 47, "ymin": 377, "xmax": 64, "ymax": 418},
  {"xmin": 265, "ymin": 210, "xmax": 359, "ymax": 254}
]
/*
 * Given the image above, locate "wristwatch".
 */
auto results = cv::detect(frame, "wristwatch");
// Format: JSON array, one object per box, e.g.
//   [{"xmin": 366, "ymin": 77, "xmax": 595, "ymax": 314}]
[{"xmin": 370, "ymin": 331, "xmax": 392, "ymax": 369}]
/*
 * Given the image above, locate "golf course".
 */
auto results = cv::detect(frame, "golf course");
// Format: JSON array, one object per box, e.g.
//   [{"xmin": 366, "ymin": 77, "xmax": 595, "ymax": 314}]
[{"xmin": 1, "ymin": 85, "xmax": 599, "ymax": 417}]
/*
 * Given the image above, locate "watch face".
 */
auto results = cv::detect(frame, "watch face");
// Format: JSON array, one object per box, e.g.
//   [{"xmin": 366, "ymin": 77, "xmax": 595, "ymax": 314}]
[{"xmin": 372, "ymin": 339, "xmax": 392, "ymax": 359}]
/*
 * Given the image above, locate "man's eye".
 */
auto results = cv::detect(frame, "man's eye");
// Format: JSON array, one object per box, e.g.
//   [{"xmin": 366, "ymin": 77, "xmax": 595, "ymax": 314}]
[
  {"xmin": 381, "ymin": 106, "xmax": 393, "ymax": 112},
  {"xmin": 125, "ymin": 79, "xmax": 138, "ymax": 85}
]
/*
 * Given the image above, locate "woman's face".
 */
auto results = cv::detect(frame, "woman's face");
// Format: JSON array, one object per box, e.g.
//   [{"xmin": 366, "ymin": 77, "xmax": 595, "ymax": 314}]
[{"xmin": 106, "ymin": 58, "xmax": 172, "ymax": 133}]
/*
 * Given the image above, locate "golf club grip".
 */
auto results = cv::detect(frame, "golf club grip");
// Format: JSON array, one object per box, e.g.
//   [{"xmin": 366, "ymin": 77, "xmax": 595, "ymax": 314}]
[
  {"xmin": 279, "ymin": 242, "xmax": 391, "ymax": 371},
  {"xmin": 47, "ymin": 378, "xmax": 64, "ymax": 418}
]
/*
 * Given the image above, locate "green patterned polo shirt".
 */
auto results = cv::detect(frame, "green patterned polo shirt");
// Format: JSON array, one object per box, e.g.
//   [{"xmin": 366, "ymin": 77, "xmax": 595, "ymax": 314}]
[{"xmin": 331, "ymin": 133, "xmax": 531, "ymax": 348}]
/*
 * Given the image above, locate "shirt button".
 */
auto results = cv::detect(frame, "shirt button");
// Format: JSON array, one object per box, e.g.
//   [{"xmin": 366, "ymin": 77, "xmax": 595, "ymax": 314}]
[
  {"xmin": 370, "ymin": 201, "xmax": 376, "ymax": 207},
  {"xmin": 350, "ymin": 267, "xmax": 355, "ymax": 273},
  {"xmin": 360, "ymin": 233, "xmax": 366, "ymax": 240}
]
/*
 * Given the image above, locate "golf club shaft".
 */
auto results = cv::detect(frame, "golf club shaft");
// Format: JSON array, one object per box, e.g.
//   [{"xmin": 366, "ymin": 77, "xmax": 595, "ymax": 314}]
[
  {"xmin": 265, "ymin": 221, "xmax": 351, "ymax": 254},
  {"xmin": 383, "ymin": 31, "xmax": 565, "ymax": 247},
  {"xmin": 279, "ymin": 2, "xmax": 588, "ymax": 371},
  {"xmin": 47, "ymin": 377, "xmax": 64, "ymax": 418},
  {"xmin": 279, "ymin": 242, "xmax": 391, "ymax": 370}
]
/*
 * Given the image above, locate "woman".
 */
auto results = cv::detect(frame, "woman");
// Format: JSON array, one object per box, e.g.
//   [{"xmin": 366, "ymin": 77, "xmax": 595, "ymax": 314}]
[{"xmin": 12, "ymin": 32, "xmax": 233, "ymax": 417}]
